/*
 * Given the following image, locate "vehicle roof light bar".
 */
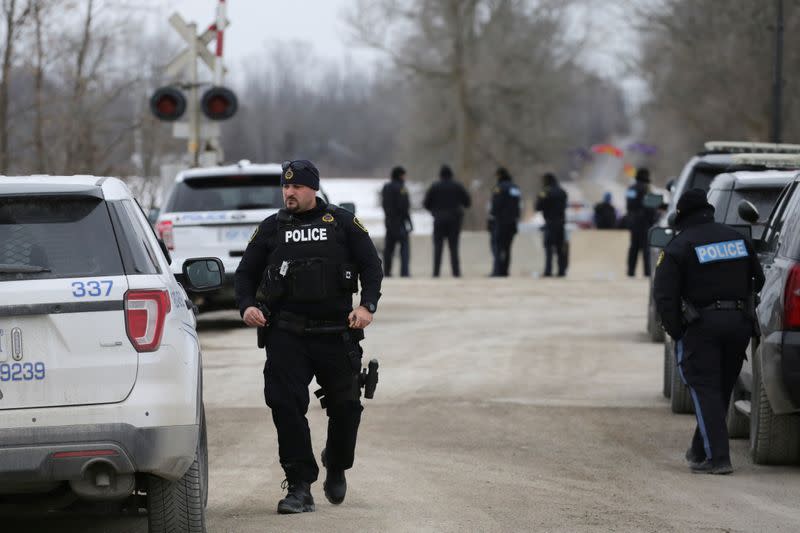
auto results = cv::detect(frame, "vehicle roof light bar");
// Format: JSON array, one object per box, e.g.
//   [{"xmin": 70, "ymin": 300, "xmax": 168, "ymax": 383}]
[
  {"xmin": 704, "ymin": 141, "xmax": 800, "ymax": 154},
  {"xmin": 730, "ymin": 153, "xmax": 800, "ymax": 168}
]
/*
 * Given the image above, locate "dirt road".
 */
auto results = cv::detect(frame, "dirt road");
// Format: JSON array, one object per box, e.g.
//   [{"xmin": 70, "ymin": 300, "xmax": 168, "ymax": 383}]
[{"xmin": 7, "ymin": 230, "xmax": 800, "ymax": 532}]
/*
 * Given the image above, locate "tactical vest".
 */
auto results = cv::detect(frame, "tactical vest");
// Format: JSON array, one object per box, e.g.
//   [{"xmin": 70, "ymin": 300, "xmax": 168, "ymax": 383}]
[{"xmin": 261, "ymin": 204, "xmax": 358, "ymax": 306}]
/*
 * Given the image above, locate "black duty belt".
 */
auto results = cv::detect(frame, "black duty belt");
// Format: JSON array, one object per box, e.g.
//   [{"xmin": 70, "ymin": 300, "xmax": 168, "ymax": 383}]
[
  {"xmin": 700, "ymin": 300, "xmax": 744, "ymax": 311},
  {"xmin": 273, "ymin": 311, "xmax": 348, "ymax": 335}
]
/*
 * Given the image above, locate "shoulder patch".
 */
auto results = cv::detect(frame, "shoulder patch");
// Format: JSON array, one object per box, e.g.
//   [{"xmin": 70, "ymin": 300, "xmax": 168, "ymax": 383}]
[
  {"xmin": 493, "ymin": 186, "xmax": 500, "ymax": 194},
  {"xmin": 694, "ymin": 240, "xmax": 748, "ymax": 264},
  {"xmin": 353, "ymin": 217, "xmax": 369, "ymax": 234},
  {"xmin": 401, "ymin": 187, "xmax": 408, "ymax": 195},
  {"xmin": 249, "ymin": 226, "xmax": 259, "ymax": 242},
  {"xmin": 657, "ymin": 250, "xmax": 665, "ymax": 267},
  {"xmin": 322, "ymin": 213, "xmax": 335, "ymax": 223},
  {"xmin": 538, "ymin": 191, "xmax": 547, "ymax": 198}
]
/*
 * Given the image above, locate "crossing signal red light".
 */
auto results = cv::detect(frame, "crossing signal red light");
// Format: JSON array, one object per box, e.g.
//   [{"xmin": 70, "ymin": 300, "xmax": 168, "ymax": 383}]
[
  {"xmin": 150, "ymin": 87, "xmax": 186, "ymax": 122},
  {"xmin": 201, "ymin": 86, "xmax": 238, "ymax": 120}
]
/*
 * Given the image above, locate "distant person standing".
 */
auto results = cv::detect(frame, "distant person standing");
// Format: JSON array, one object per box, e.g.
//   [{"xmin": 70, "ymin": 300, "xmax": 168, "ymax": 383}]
[
  {"xmin": 535, "ymin": 172, "xmax": 568, "ymax": 277},
  {"xmin": 625, "ymin": 168, "xmax": 658, "ymax": 277},
  {"xmin": 381, "ymin": 166, "xmax": 412, "ymax": 277},
  {"xmin": 594, "ymin": 192, "xmax": 618, "ymax": 229},
  {"xmin": 489, "ymin": 167, "xmax": 521, "ymax": 277},
  {"xmin": 423, "ymin": 165, "xmax": 471, "ymax": 277}
]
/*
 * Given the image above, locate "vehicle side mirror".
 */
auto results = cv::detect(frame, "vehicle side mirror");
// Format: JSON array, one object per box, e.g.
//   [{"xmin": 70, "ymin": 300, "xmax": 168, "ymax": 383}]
[
  {"xmin": 340, "ymin": 202, "xmax": 356, "ymax": 214},
  {"xmin": 737, "ymin": 200, "xmax": 760, "ymax": 224},
  {"xmin": 649, "ymin": 226, "xmax": 676, "ymax": 249},
  {"xmin": 148, "ymin": 207, "xmax": 160, "ymax": 225},
  {"xmin": 158, "ymin": 239, "xmax": 172, "ymax": 266},
  {"xmin": 643, "ymin": 193, "xmax": 664, "ymax": 209},
  {"xmin": 665, "ymin": 178, "xmax": 676, "ymax": 193},
  {"xmin": 182, "ymin": 257, "xmax": 224, "ymax": 292},
  {"xmin": 667, "ymin": 212, "xmax": 677, "ymax": 227},
  {"xmin": 727, "ymin": 224, "xmax": 753, "ymax": 242}
]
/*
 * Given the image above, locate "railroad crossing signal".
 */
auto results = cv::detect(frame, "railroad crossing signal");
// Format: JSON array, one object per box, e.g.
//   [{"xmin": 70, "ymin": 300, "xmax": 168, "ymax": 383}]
[{"xmin": 150, "ymin": 2, "xmax": 235, "ymax": 166}]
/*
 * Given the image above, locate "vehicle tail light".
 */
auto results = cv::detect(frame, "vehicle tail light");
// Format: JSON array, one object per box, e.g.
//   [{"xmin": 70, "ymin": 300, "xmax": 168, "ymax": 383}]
[
  {"xmin": 155, "ymin": 220, "xmax": 175, "ymax": 250},
  {"xmin": 784, "ymin": 263, "xmax": 800, "ymax": 329},
  {"xmin": 125, "ymin": 290, "xmax": 171, "ymax": 352}
]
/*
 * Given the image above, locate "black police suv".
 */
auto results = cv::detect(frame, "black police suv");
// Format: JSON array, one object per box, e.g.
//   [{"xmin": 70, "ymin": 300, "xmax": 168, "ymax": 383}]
[{"xmin": 727, "ymin": 174, "xmax": 800, "ymax": 464}]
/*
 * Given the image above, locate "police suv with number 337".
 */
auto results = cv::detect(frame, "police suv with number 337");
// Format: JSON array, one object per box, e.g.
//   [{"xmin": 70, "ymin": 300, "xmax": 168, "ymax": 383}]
[{"xmin": 0, "ymin": 176, "xmax": 224, "ymax": 533}]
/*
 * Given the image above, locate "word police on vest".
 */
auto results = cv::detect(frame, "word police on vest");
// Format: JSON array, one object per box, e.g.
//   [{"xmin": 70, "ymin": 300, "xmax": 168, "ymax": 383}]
[
  {"xmin": 694, "ymin": 239, "xmax": 748, "ymax": 264},
  {"xmin": 285, "ymin": 227, "xmax": 329, "ymax": 243}
]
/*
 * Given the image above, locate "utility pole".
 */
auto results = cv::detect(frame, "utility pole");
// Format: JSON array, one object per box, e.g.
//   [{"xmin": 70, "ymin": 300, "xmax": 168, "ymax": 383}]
[{"xmin": 772, "ymin": 0, "xmax": 784, "ymax": 143}]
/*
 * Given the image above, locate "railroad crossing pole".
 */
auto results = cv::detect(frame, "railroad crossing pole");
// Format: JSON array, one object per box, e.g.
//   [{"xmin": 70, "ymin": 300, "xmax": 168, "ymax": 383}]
[
  {"xmin": 772, "ymin": 0, "xmax": 784, "ymax": 144},
  {"xmin": 159, "ymin": 0, "xmax": 233, "ymax": 166}
]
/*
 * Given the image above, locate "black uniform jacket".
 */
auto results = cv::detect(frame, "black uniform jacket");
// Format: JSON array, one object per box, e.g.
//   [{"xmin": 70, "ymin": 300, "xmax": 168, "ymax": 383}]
[
  {"xmin": 653, "ymin": 211, "xmax": 765, "ymax": 340},
  {"xmin": 381, "ymin": 179, "xmax": 411, "ymax": 233},
  {"xmin": 625, "ymin": 182, "xmax": 657, "ymax": 227},
  {"xmin": 535, "ymin": 184, "xmax": 567, "ymax": 224},
  {"xmin": 234, "ymin": 198, "xmax": 383, "ymax": 319},
  {"xmin": 490, "ymin": 180, "xmax": 521, "ymax": 226},
  {"xmin": 423, "ymin": 179, "xmax": 471, "ymax": 222}
]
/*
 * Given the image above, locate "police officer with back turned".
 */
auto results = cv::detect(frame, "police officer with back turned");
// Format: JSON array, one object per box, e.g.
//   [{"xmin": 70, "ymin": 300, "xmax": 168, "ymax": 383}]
[
  {"xmin": 423, "ymin": 164, "xmax": 471, "ymax": 277},
  {"xmin": 381, "ymin": 165, "xmax": 412, "ymax": 277},
  {"xmin": 654, "ymin": 189, "xmax": 764, "ymax": 474},
  {"xmin": 489, "ymin": 167, "xmax": 521, "ymax": 277},
  {"xmin": 535, "ymin": 172, "xmax": 568, "ymax": 277},
  {"xmin": 626, "ymin": 167, "xmax": 657, "ymax": 277},
  {"xmin": 235, "ymin": 160, "xmax": 383, "ymax": 513}
]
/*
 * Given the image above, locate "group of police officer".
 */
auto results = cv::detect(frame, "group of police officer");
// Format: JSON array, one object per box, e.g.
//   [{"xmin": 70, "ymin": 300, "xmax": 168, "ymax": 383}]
[
  {"xmin": 381, "ymin": 164, "xmax": 570, "ymax": 278},
  {"xmin": 233, "ymin": 159, "xmax": 758, "ymax": 516}
]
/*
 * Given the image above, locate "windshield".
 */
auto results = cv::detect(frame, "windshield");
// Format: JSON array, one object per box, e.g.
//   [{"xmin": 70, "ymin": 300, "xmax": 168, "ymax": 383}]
[
  {"xmin": 0, "ymin": 196, "xmax": 124, "ymax": 281},
  {"xmin": 167, "ymin": 174, "xmax": 282, "ymax": 212}
]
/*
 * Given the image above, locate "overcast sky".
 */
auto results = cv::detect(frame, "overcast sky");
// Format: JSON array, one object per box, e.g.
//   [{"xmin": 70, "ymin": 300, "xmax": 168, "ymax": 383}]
[{"xmin": 155, "ymin": 0, "xmax": 645, "ymax": 105}]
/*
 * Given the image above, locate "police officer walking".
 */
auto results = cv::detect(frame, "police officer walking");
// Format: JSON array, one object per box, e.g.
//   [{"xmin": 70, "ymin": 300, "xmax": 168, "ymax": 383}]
[
  {"xmin": 654, "ymin": 189, "xmax": 764, "ymax": 474},
  {"xmin": 235, "ymin": 160, "xmax": 383, "ymax": 513},
  {"xmin": 535, "ymin": 172, "xmax": 568, "ymax": 277},
  {"xmin": 423, "ymin": 164, "xmax": 471, "ymax": 277},
  {"xmin": 489, "ymin": 167, "xmax": 521, "ymax": 277},
  {"xmin": 625, "ymin": 167, "xmax": 657, "ymax": 277},
  {"xmin": 381, "ymin": 166, "xmax": 412, "ymax": 277}
]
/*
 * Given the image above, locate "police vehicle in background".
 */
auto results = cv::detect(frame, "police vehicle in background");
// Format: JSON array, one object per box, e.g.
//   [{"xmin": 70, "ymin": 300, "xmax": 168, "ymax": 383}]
[
  {"xmin": 660, "ymin": 159, "xmax": 797, "ymax": 414},
  {"xmin": 646, "ymin": 141, "xmax": 800, "ymax": 342},
  {"xmin": 725, "ymin": 167, "xmax": 800, "ymax": 464},
  {"xmin": 154, "ymin": 161, "xmax": 319, "ymax": 312},
  {"xmin": 0, "ymin": 176, "xmax": 224, "ymax": 532}
]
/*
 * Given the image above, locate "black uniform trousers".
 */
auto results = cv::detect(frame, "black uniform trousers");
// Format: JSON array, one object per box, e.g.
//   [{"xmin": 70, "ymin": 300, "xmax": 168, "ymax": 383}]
[
  {"xmin": 675, "ymin": 310, "xmax": 751, "ymax": 466},
  {"xmin": 627, "ymin": 223, "xmax": 650, "ymax": 276},
  {"xmin": 491, "ymin": 222, "xmax": 516, "ymax": 277},
  {"xmin": 383, "ymin": 227, "xmax": 410, "ymax": 277},
  {"xmin": 263, "ymin": 327, "xmax": 363, "ymax": 483},
  {"xmin": 543, "ymin": 223, "xmax": 567, "ymax": 276},
  {"xmin": 433, "ymin": 217, "xmax": 462, "ymax": 277}
]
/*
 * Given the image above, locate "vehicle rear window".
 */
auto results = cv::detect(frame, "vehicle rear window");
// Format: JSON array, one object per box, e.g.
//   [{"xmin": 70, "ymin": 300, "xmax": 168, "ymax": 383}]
[
  {"xmin": 0, "ymin": 196, "xmax": 124, "ymax": 281},
  {"xmin": 167, "ymin": 175, "xmax": 282, "ymax": 212}
]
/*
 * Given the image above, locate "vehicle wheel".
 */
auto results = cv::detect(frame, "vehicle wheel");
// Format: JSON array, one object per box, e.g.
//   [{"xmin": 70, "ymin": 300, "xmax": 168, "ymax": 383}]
[
  {"xmin": 647, "ymin": 292, "xmax": 665, "ymax": 343},
  {"xmin": 750, "ymin": 348, "xmax": 800, "ymax": 465},
  {"xmin": 670, "ymin": 356, "xmax": 694, "ymax": 414},
  {"xmin": 662, "ymin": 342, "xmax": 672, "ymax": 399},
  {"xmin": 726, "ymin": 380, "xmax": 749, "ymax": 439},
  {"xmin": 147, "ymin": 419, "xmax": 208, "ymax": 532}
]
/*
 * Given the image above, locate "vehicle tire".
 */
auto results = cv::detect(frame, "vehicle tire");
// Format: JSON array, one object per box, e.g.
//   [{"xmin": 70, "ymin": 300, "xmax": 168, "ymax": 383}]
[
  {"xmin": 726, "ymin": 380, "xmax": 749, "ymax": 439},
  {"xmin": 750, "ymin": 348, "xmax": 800, "ymax": 465},
  {"xmin": 670, "ymin": 356, "xmax": 694, "ymax": 414},
  {"xmin": 147, "ymin": 417, "xmax": 208, "ymax": 533},
  {"xmin": 647, "ymin": 292, "xmax": 665, "ymax": 343},
  {"xmin": 662, "ymin": 342, "xmax": 672, "ymax": 399}
]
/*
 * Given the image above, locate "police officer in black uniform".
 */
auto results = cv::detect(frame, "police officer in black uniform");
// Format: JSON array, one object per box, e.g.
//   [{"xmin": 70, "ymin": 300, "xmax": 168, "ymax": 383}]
[
  {"xmin": 654, "ymin": 189, "xmax": 764, "ymax": 474},
  {"xmin": 381, "ymin": 166, "xmax": 412, "ymax": 277},
  {"xmin": 235, "ymin": 160, "xmax": 383, "ymax": 513},
  {"xmin": 423, "ymin": 164, "xmax": 471, "ymax": 277},
  {"xmin": 535, "ymin": 172, "xmax": 568, "ymax": 277},
  {"xmin": 489, "ymin": 167, "xmax": 521, "ymax": 277},
  {"xmin": 626, "ymin": 167, "xmax": 657, "ymax": 277}
]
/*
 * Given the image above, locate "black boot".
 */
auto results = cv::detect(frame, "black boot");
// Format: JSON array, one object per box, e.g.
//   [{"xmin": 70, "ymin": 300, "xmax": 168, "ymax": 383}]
[
  {"xmin": 321, "ymin": 449, "xmax": 347, "ymax": 505},
  {"xmin": 277, "ymin": 480, "xmax": 315, "ymax": 514}
]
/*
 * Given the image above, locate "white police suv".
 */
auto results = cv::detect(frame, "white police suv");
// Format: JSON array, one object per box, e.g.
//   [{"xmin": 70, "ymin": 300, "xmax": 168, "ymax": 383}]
[
  {"xmin": 0, "ymin": 176, "xmax": 223, "ymax": 532},
  {"xmin": 154, "ymin": 161, "xmax": 289, "ymax": 311}
]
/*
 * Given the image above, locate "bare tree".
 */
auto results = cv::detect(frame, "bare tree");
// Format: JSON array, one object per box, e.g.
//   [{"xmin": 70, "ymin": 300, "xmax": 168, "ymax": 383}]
[{"xmin": 0, "ymin": 0, "xmax": 29, "ymax": 173}]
